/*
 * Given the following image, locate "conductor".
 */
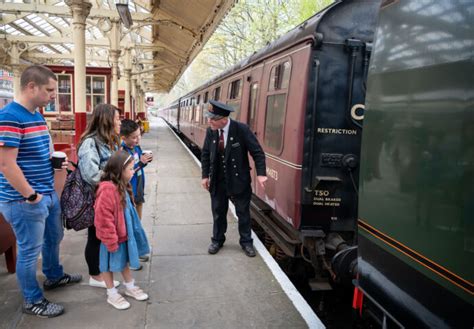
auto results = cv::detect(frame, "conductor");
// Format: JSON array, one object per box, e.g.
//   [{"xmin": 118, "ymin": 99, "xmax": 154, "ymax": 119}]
[{"xmin": 201, "ymin": 100, "xmax": 267, "ymax": 257}]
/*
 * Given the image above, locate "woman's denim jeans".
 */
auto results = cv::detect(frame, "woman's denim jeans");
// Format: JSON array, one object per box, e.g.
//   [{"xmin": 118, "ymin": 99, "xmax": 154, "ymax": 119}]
[{"xmin": 0, "ymin": 192, "xmax": 64, "ymax": 303}]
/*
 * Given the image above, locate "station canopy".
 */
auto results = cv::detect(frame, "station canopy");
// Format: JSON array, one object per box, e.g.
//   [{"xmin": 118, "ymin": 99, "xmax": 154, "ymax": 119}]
[{"xmin": 0, "ymin": 0, "xmax": 236, "ymax": 92}]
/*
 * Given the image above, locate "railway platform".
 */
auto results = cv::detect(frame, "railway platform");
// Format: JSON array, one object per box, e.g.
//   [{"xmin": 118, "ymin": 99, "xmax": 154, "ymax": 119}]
[{"xmin": 0, "ymin": 117, "xmax": 324, "ymax": 329}]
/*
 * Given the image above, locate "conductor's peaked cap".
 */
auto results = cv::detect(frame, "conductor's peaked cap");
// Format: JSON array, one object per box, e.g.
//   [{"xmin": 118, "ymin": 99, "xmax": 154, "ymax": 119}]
[{"xmin": 205, "ymin": 100, "xmax": 235, "ymax": 118}]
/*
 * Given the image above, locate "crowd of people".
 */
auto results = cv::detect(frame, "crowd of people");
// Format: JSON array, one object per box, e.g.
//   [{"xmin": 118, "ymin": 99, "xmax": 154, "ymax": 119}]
[{"xmin": 0, "ymin": 64, "xmax": 267, "ymax": 318}]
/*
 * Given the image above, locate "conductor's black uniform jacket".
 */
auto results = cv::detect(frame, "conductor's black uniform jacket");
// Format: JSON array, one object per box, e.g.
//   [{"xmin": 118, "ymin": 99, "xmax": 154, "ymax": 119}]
[{"xmin": 201, "ymin": 119, "xmax": 266, "ymax": 196}]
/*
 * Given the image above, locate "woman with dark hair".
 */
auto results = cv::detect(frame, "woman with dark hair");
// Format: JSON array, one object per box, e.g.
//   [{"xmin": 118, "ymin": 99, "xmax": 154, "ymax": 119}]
[{"xmin": 77, "ymin": 103, "xmax": 121, "ymax": 288}]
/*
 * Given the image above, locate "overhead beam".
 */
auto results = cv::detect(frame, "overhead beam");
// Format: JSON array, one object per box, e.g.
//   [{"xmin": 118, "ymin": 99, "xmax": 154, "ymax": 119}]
[
  {"xmin": 22, "ymin": 51, "xmax": 160, "ymax": 68},
  {"xmin": 131, "ymin": 64, "xmax": 181, "ymax": 75},
  {"xmin": 1, "ymin": 3, "xmax": 153, "ymax": 23},
  {"xmin": 1, "ymin": 34, "xmax": 109, "ymax": 47},
  {"xmin": 8, "ymin": 22, "xmax": 62, "ymax": 54},
  {"xmin": 1, "ymin": 13, "xmax": 30, "ymax": 25},
  {"xmin": 22, "ymin": 17, "xmax": 51, "ymax": 36},
  {"xmin": 36, "ymin": 14, "xmax": 68, "ymax": 36},
  {"xmin": 133, "ymin": 0, "xmax": 153, "ymax": 12},
  {"xmin": 130, "ymin": 26, "xmax": 153, "ymax": 42},
  {"xmin": 151, "ymin": 7, "xmax": 194, "ymax": 35},
  {"xmin": 20, "ymin": 16, "xmax": 73, "ymax": 53},
  {"xmin": 1, "ymin": 35, "xmax": 164, "ymax": 52},
  {"xmin": 147, "ymin": 39, "xmax": 187, "ymax": 59},
  {"xmin": 23, "ymin": 52, "xmax": 106, "ymax": 62}
]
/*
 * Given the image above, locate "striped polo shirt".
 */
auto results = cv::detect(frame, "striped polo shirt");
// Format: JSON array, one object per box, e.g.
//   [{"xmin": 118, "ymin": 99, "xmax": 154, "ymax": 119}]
[{"xmin": 0, "ymin": 101, "xmax": 54, "ymax": 202}]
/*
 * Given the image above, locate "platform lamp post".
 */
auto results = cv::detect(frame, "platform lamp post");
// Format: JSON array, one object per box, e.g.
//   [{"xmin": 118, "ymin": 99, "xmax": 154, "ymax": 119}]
[{"xmin": 115, "ymin": 0, "xmax": 133, "ymax": 29}]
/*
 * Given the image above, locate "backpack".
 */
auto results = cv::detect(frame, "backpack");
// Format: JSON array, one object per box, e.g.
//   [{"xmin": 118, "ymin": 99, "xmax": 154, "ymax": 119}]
[{"xmin": 61, "ymin": 138, "xmax": 102, "ymax": 231}]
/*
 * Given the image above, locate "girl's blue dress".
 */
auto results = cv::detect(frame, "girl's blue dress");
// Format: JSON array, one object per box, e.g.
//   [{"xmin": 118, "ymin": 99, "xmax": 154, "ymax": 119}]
[{"xmin": 99, "ymin": 193, "xmax": 150, "ymax": 273}]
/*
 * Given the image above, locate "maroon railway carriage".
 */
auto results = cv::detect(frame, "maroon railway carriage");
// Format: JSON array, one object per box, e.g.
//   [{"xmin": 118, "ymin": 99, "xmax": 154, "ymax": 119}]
[{"xmin": 161, "ymin": 0, "xmax": 381, "ymax": 287}]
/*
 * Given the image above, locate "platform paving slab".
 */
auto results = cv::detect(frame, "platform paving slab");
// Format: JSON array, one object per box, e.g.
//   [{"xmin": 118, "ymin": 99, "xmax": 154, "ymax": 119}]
[{"xmin": 155, "ymin": 192, "xmax": 212, "ymax": 225}]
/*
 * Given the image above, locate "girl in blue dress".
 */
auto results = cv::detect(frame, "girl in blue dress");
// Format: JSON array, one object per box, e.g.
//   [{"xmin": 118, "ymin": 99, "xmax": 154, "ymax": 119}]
[{"xmin": 94, "ymin": 150, "xmax": 150, "ymax": 310}]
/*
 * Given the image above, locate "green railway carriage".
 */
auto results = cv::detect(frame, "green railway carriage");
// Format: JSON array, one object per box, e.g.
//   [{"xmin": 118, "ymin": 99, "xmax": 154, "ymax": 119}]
[{"xmin": 357, "ymin": 0, "xmax": 473, "ymax": 327}]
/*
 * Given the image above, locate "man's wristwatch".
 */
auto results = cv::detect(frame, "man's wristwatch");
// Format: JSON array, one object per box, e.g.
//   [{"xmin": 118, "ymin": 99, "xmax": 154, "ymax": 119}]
[{"xmin": 26, "ymin": 192, "xmax": 38, "ymax": 202}]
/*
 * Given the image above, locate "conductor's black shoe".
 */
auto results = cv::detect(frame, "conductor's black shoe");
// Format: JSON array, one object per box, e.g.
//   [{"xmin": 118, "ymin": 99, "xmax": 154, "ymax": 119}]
[
  {"xmin": 208, "ymin": 242, "xmax": 222, "ymax": 254},
  {"xmin": 242, "ymin": 245, "xmax": 256, "ymax": 257}
]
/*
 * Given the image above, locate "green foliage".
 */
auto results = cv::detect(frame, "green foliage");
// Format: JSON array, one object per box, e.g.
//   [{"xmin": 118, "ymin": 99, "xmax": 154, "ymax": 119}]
[
  {"xmin": 155, "ymin": 0, "xmax": 334, "ymax": 106},
  {"xmin": 297, "ymin": 0, "xmax": 335, "ymax": 22}
]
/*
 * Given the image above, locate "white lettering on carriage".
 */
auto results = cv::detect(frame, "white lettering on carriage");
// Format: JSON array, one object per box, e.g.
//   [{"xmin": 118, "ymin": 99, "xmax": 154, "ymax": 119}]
[
  {"xmin": 266, "ymin": 167, "xmax": 279, "ymax": 181},
  {"xmin": 317, "ymin": 127, "xmax": 357, "ymax": 135}
]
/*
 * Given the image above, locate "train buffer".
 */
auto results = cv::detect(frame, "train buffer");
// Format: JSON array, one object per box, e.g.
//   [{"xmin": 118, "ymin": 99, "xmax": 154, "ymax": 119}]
[{"xmin": 0, "ymin": 117, "xmax": 325, "ymax": 329}]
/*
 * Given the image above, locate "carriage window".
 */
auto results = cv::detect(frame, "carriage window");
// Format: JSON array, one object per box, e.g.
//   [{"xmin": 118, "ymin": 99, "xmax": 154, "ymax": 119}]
[
  {"xmin": 269, "ymin": 61, "xmax": 291, "ymax": 91},
  {"xmin": 194, "ymin": 96, "xmax": 201, "ymax": 123},
  {"xmin": 264, "ymin": 94, "xmax": 286, "ymax": 151},
  {"xmin": 227, "ymin": 101, "xmax": 241, "ymax": 121},
  {"xmin": 204, "ymin": 91, "xmax": 209, "ymax": 103},
  {"xmin": 248, "ymin": 83, "xmax": 259, "ymax": 131},
  {"xmin": 213, "ymin": 86, "xmax": 221, "ymax": 101},
  {"xmin": 201, "ymin": 106, "xmax": 207, "ymax": 125},
  {"xmin": 281, "ymin": 62, "xmax": 291, "ymax": 89},
  {"xmin": 228, "ymin": 79, "xmax": 242, "ymax": 99},
  {"xmin": 195, "ymin": 106, "xmax": 201, "ymax": 123}
]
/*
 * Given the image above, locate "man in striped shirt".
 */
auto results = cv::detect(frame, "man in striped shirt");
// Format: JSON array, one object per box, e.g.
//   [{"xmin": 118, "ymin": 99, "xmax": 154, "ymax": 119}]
[{"xmin": 0, "ymin": 65, "xmax": 81, "ymax": 318}]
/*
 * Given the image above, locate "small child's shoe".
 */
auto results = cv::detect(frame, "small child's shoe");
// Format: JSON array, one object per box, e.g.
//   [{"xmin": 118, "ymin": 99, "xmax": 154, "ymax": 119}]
[
  {"xmin": 124, "ymin": 286, "xmax": 149, "ymax": 301},
  {"xmin": 107, "ymin": 293, "xmax": 130, "ymax": 310},
  {"xmin": 130, "ymin": 264, "xmax": 143, "ymax": 271},
  {"xmin": 139, "ymin": 255, "xmax": 150, "ymax": 262}
]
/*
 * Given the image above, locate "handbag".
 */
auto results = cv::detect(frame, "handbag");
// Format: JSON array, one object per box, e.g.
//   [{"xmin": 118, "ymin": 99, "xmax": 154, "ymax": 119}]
[{"xmin": 61, "ymin": 138, "xmax": 102, "ymax": 231}]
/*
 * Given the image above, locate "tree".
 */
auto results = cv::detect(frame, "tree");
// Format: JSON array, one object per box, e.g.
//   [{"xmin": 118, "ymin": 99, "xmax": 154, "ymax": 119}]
[{"xmin": 155, "ymin": 0, "xmax": 334, "ymax": 104}]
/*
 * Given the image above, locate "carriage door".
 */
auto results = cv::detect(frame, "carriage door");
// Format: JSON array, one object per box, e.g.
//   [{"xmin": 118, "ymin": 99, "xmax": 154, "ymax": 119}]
[
  {"xmin": 248, "ymin": 83, "xmax": 259, "ymax": 134},
  {"xmin": 190, "ymin": 97, "xmax": 196, "ymax": 144},
  {"xmin": 248, "ymin": 81, "xmax": 261, "ymax": 194},
  {"xmin": 243, "ymin": 65, "xmax": 263, "ymax": 193}
]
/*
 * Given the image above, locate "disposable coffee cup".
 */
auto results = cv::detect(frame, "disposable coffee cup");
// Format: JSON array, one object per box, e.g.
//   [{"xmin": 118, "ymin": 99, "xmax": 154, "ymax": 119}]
[
  {"xmin": 51, "ymin": 151, "xmax": 67, "ymax": 170},
  {"xmin": 142, "ymin": 150, "xmax": 153, "ymax": 161}
]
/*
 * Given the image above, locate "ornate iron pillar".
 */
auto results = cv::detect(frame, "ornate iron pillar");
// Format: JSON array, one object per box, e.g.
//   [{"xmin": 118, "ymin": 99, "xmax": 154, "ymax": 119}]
[
  {"xmin": 7, "ymin": 41, "xmax": 27, "ymax": 100},
  {"xmin": 124, "ymin": 48, "xmax": 132, "ymax": 119},
  {"xmin": 131, "ymin": 76, "xmax": 138, "ymax": 119},
  {"xmin": 109, "ymin": 19, "xmax": 121, "ymax": 107},
  {"xmin": 66, "ymin": 0, "xmax": 91, "ymax": 145}
]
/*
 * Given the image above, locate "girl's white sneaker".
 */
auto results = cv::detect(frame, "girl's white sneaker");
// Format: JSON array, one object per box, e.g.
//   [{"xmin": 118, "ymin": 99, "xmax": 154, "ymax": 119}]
[
  {"xmin": 124, "ymin": 286, "xmax": 149, "ymax": 301},
  {"xmin": 107, "ymin": 293, "xmax": 130, "ymax": 310}
]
